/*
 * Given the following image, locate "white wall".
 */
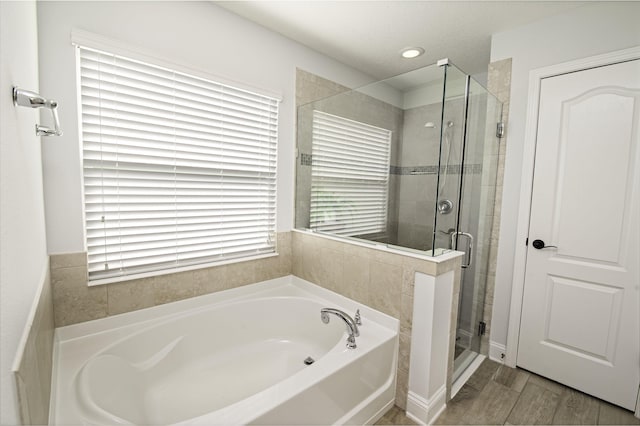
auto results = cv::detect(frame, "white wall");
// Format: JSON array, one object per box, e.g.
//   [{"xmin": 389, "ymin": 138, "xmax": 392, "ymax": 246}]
[
  {"xmin": 0, "ymin": 1, "xmax": 49, "ymax": 423},
  {"xmin": 490, "ymin": 2, "xmax": 640, "ymax": 350},
  {"xmin": 37, "ymin": 1, "xmax": 376, "ymax": 254}
]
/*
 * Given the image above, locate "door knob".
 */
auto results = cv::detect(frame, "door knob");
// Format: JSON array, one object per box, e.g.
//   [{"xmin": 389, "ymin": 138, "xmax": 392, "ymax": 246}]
[{"xmin": 532, "ymin": 239, "xmax": 557, "ymax": 250}]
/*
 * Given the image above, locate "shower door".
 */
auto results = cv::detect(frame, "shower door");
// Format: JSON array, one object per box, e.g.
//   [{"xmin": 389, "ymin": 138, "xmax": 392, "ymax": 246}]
[
  {"xmin": 454, "ymin": 79, "xmax": 501, "ymax": 371},
  {"xmin": 433, "ymin": 63, "xmax": 502, "ymax": 378}
]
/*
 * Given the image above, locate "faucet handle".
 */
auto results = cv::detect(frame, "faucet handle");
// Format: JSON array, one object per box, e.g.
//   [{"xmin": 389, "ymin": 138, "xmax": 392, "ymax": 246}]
[{"xmin": 354, "ymin": 309, "xmax": 362, "ymax": 326}]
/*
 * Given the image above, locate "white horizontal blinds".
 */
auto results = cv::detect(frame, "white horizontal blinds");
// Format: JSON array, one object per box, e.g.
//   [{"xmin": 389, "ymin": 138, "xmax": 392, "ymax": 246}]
[
  {"xmin": 79, "ymin": 46, "xmax": 278, "ymax": 280},
  {"xmin": 310, "ymin": 111, "xmax": 391, "ymax": 236}
]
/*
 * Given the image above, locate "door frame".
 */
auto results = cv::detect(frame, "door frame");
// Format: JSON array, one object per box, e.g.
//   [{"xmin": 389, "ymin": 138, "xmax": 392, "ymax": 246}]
[{"xmin": 504, "ymin": 45, "xmax": 640, "ymax": 414}]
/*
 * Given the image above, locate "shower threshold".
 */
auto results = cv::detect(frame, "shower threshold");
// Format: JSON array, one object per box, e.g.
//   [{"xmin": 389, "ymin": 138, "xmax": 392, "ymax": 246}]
[{"xmin": 451, "ymin": 350, "xmax": 486, "ymax": 397}]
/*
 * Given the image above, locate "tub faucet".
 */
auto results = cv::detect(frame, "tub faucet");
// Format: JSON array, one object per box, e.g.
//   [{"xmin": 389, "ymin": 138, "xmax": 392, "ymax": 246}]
[{"xmin": 320, "ymin": 308, "xmax": 360, "ymax": 349}]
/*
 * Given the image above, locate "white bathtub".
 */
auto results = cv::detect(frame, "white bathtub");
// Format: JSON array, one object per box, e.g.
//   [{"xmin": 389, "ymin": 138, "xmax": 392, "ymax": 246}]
[{"xmin": 50, "ymin": 275, "xmax": 399, "ymax": 425}]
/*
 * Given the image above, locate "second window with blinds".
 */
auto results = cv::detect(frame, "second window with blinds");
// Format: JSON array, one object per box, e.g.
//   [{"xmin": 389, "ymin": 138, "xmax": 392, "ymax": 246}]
[
  {"xmin": 310, "ymin": 111, "xmax": 391, "ymax": 238},
  {"xmin": 77, "ymin": 46, "xmax": 279, "ymax": 283}
]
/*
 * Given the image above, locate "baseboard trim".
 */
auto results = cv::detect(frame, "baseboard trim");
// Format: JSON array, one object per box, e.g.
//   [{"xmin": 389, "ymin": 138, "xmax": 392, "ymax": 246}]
[
  {"xmin": 406, "ymin": 386, "xmax": 447, "ymax": 425},
  {"xmin": 365, "ymin": 399, "xmax": 395, "ymax": 425},
  {"xmin": 489, "ymin": 341, "xmax": 507, "ymax": 363}
]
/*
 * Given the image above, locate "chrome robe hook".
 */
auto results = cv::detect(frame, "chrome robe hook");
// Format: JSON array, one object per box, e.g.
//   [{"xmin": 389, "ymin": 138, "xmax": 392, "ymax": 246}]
[{"xmin": 12, "ymin": 86, "xmax": 63, "ymax": 136}]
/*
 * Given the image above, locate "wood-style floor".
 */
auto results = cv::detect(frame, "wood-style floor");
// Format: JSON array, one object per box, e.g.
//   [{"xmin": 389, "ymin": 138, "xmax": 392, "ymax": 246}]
[{"xmin": 375, "ymin": 359, "xmax": 640, "ymax": 425}]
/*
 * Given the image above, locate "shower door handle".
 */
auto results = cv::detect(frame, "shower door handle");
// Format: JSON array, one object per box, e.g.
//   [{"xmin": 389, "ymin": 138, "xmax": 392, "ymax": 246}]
[{"xmin": 451, "ymin": 231, "xmax": 474, "ymax": 268}]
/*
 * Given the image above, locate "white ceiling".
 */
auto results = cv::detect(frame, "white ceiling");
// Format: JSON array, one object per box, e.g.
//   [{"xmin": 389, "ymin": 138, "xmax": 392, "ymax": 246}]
[{"xmin": 215, "ymin": 1, "xmax": 591, "ymax": 79}]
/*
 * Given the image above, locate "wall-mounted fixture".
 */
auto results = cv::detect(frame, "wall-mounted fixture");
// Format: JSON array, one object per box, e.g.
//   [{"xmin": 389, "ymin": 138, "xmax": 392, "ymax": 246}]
[{"xmin": 12, "ymin": 86, "xmax": 62, "ymax": 136}]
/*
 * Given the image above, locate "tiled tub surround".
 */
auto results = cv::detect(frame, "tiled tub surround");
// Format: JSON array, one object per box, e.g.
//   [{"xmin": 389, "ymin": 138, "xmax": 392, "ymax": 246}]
[
  {"xmin": 51, "ymin": 276, "xmax": 398, "ymax": 425},
  {"xmin": 49, "ymin": 227, "xmax": 463, "ymax": 421},
  {"xmin": 50, "ymin": 232, "xmax": 292, "ymax": 327},
  {"xmin": 292, "ymin": 230, "xmax": 463, "ymax": 412},
  {"xmin": 12, "ymin": 260, "xmax": 55, "ymax": 425}
]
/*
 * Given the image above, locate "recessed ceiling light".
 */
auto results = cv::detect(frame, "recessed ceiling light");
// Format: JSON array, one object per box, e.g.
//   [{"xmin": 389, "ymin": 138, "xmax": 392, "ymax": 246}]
[{"xmin": 400, "ymin": 47, "xmax": 425, "ymax": 59}]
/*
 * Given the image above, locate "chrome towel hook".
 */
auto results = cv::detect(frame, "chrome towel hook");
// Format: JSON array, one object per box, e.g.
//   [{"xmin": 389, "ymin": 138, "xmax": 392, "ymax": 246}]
[{"xmin": 12, "ymin": 86, "xmax": 63, "ymax": 137}]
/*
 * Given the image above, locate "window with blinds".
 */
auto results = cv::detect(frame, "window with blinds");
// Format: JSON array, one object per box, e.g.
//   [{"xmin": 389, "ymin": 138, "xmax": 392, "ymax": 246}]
[
  {"xmin": 310, "ymin": 111, "xmax": 391, "ymax": 237},
  {"xmin": 77, "ymin": 46, "xmax": 278, "ymax": 281}
]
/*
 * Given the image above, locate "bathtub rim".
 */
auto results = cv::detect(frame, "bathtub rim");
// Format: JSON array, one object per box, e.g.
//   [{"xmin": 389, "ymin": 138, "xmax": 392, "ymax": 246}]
[
  {"xmin": 54, "ymin": 275, "xmax": 398, "ymax": 343},
  {"xmin": 50, "ymin": 275, "xmax": 400, "ymax": 425}
]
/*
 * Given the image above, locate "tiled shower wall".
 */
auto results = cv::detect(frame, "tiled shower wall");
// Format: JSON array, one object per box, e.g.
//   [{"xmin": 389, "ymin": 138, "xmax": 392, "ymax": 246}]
[
  {"xmin": 50, "ymin": 232, "xmax": 292, "ymax": 327},
  {"xmin": 395, "ymin": 102, "xmax": 443, "ymax": 250},
  {"xmin": 292, "ymin": 230, "xmax": 462, "ymax": 409}
]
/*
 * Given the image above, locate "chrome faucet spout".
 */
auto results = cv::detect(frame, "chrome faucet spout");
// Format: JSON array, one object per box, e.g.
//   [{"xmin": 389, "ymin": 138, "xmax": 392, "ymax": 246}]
[{"xmin": 320, "ymin": 308, "xmax": 360, "ymax": 349}]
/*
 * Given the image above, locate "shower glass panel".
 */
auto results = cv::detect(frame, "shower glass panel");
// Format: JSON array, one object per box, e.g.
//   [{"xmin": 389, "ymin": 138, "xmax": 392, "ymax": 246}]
[
  {"xmin": 393, "ymin": 65, "xmax": 448, "ymax": 254},
  {"xmin": 296, "ymin": 64, "xmax": 450, "ymax": 253},
  {"xmin": 432, "ymin": 64, "xmax": 468, "ymax": 254},
  {"xmin": 450, "ymin": 73, "xmax": 502, "ymax": 381}
]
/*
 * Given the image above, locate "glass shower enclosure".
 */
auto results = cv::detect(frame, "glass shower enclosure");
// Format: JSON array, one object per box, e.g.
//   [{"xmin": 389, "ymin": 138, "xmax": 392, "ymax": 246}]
[{"xmin": 295, "ymin": 60, "xmax": 502, "ymax": 382}]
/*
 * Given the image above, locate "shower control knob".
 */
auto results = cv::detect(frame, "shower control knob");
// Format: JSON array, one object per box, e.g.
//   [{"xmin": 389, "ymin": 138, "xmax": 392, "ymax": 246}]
[{"xmin": 532, "ymin": 239, "xmax": 545, "ymax": 249}]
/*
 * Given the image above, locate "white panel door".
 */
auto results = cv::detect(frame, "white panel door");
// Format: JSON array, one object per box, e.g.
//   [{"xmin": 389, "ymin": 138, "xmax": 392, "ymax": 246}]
[{"xmin": 518, "ymin": 59, "xmax": 640, "ymax": 410}]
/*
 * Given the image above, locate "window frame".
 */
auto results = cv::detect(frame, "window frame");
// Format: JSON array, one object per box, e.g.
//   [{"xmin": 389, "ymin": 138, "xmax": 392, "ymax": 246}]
[{"xmin": 74, "ymin": 38, "xmax": 280, "ymax": 285}]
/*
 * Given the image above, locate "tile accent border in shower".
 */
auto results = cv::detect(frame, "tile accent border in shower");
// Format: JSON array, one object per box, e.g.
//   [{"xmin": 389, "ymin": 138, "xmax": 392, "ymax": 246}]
[
  {"xmin": 300, "ymin": 153, "xmax": 313, "ymax": 166},
  {"xmin": 300, "ymin": 154, "xmax": 483, "ymax": 176},
  {"xmin": 394, "ymin": 164, "xmax": 483, "ymax": 175}
]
